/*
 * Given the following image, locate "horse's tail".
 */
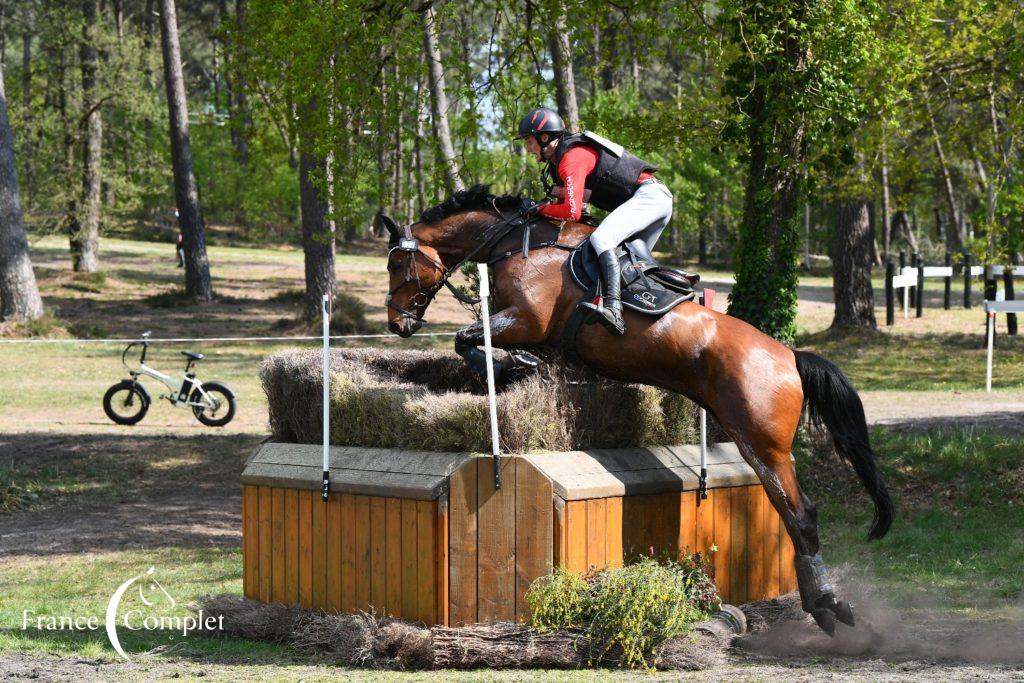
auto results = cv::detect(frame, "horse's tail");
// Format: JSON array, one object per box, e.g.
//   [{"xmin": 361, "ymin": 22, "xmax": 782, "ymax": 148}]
[{"xmin": 794, "ymin": 350, "xmax": 895, "ymax": 540}]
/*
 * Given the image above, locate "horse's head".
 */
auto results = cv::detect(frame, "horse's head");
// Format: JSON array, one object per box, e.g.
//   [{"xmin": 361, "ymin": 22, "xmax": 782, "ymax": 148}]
[
  {"xmin": 382, "ymin": 215, "xmax": 446, "ymax": 338},
  {"xmin": 383, "ymin": 185, "xmax": 526, "ymax": 338}
]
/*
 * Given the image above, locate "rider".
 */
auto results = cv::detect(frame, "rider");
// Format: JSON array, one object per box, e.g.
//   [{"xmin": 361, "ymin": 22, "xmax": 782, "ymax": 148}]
[{"xmin": 515, "ymin": 106, "xmax": 673, "ymax": 336}]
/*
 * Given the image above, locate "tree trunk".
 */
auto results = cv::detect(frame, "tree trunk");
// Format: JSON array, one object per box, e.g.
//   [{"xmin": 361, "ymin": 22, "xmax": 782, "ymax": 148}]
[
  {"xmin": 231, "ymin": 0, "xmax": 250, "ymax": 167},
  {"xmin": 20, "ymin": 1, "xmax": 34, "ymax": 209},
  {"xmin": 73, "ymin": 0, "xmax": 102, "ymax": 273},
  {"xmin": 159, "ymin": 0, "xmax": 212, "ymax": 301},
  {"xmin": 422, "ymin": 5, "xmax": 463, "ymax": 194},
  {"xmin": 925, "ymin": 98, "xmax": 963, "ymax": 251},
  {"xmin": 299, "ymin": 102, "xmax": 335, "ymax": 320},
  {"xmin": 831, "ymin": 198, "xmax": 876, "ymax": 331},
  {"xmin": 414, "ymin": 78, "xmax": 427, "ymax": 217},
  {"xmin": 392, "ymin": 63, "xmax": 404, "ymax": 222},
  {"xmin": 893, "ymin": 210, "xmax": 918, "ymax": 253},
  {"xmin": 547, "ymin": 0, "xmax": 579, "ymax": 130},
  {"xmin": 880, "ymin": 145, "xmax": 891, "ymax": 261},
  {"xmin": 0, "ymin": 56, "xmax": 43, "ymax": 321}
]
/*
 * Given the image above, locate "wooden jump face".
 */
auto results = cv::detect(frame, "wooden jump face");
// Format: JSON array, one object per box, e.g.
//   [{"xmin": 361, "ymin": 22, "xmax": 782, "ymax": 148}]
[{"xmin": 241, "ymin": 443, "xmax": 797, "ymax": 626}]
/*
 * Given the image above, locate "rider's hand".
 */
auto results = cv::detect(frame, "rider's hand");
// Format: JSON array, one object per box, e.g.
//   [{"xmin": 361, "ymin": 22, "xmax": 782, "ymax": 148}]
[{"xmin": 522, "ymin": 199, "xmax": 547, "ymax": 219}]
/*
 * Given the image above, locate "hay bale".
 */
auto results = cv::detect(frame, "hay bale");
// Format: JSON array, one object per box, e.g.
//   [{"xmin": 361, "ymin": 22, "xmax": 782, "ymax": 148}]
[{"xmin": 261, "ymin": 348, "xmax": 726, "ymax": 452}]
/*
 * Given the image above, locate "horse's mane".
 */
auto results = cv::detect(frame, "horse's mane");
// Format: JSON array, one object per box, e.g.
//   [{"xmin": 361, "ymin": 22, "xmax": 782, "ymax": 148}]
[{"xmin": 420, "ymin": 184, "xmax": 522, "ymax": 224}]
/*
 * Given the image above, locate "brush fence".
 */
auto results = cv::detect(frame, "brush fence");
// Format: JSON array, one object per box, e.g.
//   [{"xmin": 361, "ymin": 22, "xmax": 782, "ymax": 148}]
[{"xmin": 241, "ymin": 442, "xmax": 796, "ymax": 626}]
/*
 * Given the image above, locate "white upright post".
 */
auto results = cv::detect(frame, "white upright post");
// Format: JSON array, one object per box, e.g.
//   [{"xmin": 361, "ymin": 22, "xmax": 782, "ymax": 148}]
[
  {"xmin": 322, "ymin": 294, "xmax": 331, "ymax": 501},
  {"xmin": 986, "ymin": 309, "xmax": 995, "ymax": 393},
  {"xmin": 699, "ymin": 408, "xmax": 708, "ymax": 500},
  {"xmin": 478, "ymin": 264, "xmax": 502, "ymax": 488}
]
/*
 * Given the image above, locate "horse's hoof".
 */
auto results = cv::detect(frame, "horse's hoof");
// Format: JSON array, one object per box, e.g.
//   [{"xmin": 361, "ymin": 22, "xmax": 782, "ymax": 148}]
[
  {"xmin": 833, "ymin": 600, "xmax": 855, "ymax": 627},
  {"xmin": 812, "ymin": 608, "xmax": 836, "ymax": 637}
]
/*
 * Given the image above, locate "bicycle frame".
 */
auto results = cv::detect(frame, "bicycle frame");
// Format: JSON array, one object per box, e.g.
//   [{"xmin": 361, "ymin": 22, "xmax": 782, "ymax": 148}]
[{"xmin": 122, "ymin": 338, "xmax": 216, "ymax": 410}]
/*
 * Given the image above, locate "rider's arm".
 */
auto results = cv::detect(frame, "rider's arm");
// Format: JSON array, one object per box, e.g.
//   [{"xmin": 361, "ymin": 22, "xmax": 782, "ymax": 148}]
[{"xmin": 539, "ymin": 146, "xmax": 598, "ymax": 222}]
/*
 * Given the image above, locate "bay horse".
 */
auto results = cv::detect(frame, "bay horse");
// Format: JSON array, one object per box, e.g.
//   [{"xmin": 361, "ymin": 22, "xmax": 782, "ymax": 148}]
[{"xmin": 382, "ymin": 185, "xmax": 894, "ymax": 635}]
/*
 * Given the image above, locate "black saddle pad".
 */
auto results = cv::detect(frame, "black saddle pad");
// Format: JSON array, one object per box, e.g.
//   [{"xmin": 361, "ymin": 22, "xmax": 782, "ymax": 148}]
[{"xmin": 568, "ymin": 240, "xmax": 696, "ymax": 315}]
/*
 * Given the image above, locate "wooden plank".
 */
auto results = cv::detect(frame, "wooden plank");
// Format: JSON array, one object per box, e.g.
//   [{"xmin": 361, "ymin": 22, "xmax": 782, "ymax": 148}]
[
  {"xmin": 658, "ymin": 491, "xmax": 681, "ymax": 557},
  {"xmin": 312, "ymin": 492, "xmax": 327, "ymax": 609},
  {"xmin": 780, "ymin": 516, "xmax": 798, "ymax": 594},
  {"xmin": 712, "ymin": 487, "xmax": 731, "ymax": 603},
  {"xmin": 585, "ymin": 498, "xmax": 607, "ymax": 570},
  {"xmin": 417, "ymin": 499, "xmax": 437, "ymax": 625},
  {"xmin": 401, "ymin": 498, "xmax": 419, "ymax": 621},
  {"xmin": 355, "ymin": 495, "xmax": 372, "ymax": 610},
  {"xmin": 370, "ymin": 497, "xmax": 387, "ymax": 613},
  {"xmin": 242, "ymin": 485, "xmax": 257, "ymax": 600},
  {"xmin": 695, "ymin": 488, "xmax": 715, "ymax": 563},
  {"xmin": 341, "ymin": 493, "xmax": 356, "ymax": 612},
  {"xmin": 385, "ymin": 497, "xmax": 402, "ymax": 617},
  {"xmin": 552, "ymin": 497, "xmax": 567, "ymax": 569},
  {"xmin": 515, "ymin": 458, "xmax": 553, "ymax": 622},
  {"xmin": 436, "ymin": 494, "xmax": 450, "ymax": 626},
  {"xmin": 258, "ymin": 486, "xmax": 273, "ymax": 603},
  {"xmin": 327, "ymin": 492, "xmax": 342, "ymax": 612},
  {"xmin": 271, "ymin": 487, "xmax": 286, "ymax": 603},
  {"xmin": 621, "ymin": 495, "xmax": 644, "ymax": 561},
  {"xmin": 678, "ymin": 491, "xmax": 697, "ymax": 557},
  {"xmin": 605, "ymin": 496, "xmax": 624, "ymax": 569},
  {"xmin": 285, "ymin": 488, "xmax": 300, "ymax": 604},
  {"xmin": 448, "ymin": 459, "xmax": 478, "ymax": 626},
  {"xmin": 477, "ymin": 456, "xmax": 516, "ymax": 623},
  {"xmin": 765, "ymin": 499, "xmax": 783, "ymax": 598},
  {"xmin": 729, "ymin": 486, "xmax": 750, "ymax": 605},
  {"xmin": 298, "ymin": 489, "xmax": 313, "ymax": 608},
  {"xmin": 746, "ymin": 487, "xmax": 767, "ymax": 602},
  {"xmin": 565, "ymin": 500, "xmax": 588, "ymax": 574}
]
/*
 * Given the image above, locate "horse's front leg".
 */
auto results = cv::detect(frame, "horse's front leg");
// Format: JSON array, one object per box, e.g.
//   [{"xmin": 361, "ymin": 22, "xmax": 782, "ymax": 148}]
[{"xmin": 455, "ymin": 307, "xmax": 543, "ymax": 384}]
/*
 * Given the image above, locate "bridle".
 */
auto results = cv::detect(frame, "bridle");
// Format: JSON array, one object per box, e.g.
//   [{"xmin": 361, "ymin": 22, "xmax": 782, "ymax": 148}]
[{"xmin": 385, "ymin": 205, "xmax": 533, "ymax": 326}]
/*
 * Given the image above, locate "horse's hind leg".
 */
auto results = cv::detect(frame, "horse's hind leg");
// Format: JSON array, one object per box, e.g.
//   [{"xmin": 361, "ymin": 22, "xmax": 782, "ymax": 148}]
[{"xmin": 717, "ymin": 397, "xmax": 854, "ymax": 635}]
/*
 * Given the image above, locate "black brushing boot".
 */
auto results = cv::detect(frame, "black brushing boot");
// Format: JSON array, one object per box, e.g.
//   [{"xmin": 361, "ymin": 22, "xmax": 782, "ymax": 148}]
[{"xmin": 580, "ymin": 250, "xmax": 625, "ymax": 336}]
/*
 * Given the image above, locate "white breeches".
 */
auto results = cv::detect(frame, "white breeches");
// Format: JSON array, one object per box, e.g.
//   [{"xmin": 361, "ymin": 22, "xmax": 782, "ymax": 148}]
[{"xmin": 589, "ymin": 181, "xmax": 674, "ymax": 255}]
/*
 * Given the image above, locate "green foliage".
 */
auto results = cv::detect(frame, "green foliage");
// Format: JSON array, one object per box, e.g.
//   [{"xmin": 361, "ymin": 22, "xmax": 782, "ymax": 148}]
[{"xmin": 527, "ymin": 556, "xmax": 720, "ymax": 669}]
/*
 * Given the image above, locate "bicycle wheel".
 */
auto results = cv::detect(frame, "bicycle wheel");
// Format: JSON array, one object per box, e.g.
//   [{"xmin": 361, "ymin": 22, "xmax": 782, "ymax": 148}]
[
  {"xmin": 190, "ymin": 381, "xmax": 237, "ymax": 427},
  {"xmin": 103, "ymin": 380, "xmax": 150, "ymax": 425}
]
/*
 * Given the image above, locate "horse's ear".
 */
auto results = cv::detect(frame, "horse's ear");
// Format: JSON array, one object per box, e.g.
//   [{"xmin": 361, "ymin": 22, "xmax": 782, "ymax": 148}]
[{"xmin": 380, "ymin": 214, "xmax": 402, "ymax": 239}]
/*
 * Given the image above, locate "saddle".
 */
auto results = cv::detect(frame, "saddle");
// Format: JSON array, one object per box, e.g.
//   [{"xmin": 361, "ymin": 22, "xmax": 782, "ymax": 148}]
[{"xmin": 568, "ymin": 239, "xmax": 699, "ymax": 315}]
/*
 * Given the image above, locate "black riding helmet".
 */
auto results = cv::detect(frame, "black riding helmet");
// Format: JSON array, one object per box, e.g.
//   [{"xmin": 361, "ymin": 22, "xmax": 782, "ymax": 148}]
[{"xmin": 515, "ymin": 107, "xmax": 565, "ymax": 141}]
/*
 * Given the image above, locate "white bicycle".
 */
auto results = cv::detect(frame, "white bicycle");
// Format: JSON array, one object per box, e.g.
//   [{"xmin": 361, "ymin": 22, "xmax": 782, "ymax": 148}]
[{"xmin": 103, "ymin": 332, "xmax": 237, "ymax": 426}]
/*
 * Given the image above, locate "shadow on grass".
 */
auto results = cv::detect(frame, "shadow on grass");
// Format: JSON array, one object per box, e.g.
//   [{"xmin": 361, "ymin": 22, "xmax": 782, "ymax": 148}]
[
  {"xmin": 1, "ymin": 627, "xmax": 300, "ymax": 666},
  {"xmin": 0, "ymin": 431, "xmax": 260, "ymax": 556}
]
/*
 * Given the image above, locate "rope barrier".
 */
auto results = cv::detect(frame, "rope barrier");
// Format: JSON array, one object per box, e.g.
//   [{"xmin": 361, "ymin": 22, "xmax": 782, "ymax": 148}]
[{"xmin": 0, "ymin": 332, "xmax": 457, "ymax": 345}]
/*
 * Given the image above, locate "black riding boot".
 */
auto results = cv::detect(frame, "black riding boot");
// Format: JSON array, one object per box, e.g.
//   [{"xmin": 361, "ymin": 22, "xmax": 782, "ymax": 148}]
[{"xmin": 580, "ymin": 250, "xmax": 625, "ymax": 335}]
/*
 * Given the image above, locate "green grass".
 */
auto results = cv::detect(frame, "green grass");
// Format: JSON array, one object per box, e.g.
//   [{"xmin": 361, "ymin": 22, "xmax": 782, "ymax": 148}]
[
  {"xmin": 798, "ymin": 330, "xmax": 1024, "ymax": 390},
  {"xmin": 799, "ymin": 427, "xmax": 1024, "ymax": 605}
]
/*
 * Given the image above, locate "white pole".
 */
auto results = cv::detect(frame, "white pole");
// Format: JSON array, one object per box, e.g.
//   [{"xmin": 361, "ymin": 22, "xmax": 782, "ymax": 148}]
[
  {"xmin": 699, "ymin": 408, "xmax": 708, "ymax": 500},
  {"xmin": 986, "ymin": 311, "xmax": 995, "ymax": 393},
  {"xmin": 322, "ymin": 294, "xmax": 331, "ymax": 501},
  {"xmin": 478, "ymin": 264, "xmax": 502, "ymax": 488}
]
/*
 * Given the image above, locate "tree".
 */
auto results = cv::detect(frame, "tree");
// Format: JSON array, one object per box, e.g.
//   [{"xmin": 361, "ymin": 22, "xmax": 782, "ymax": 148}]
[
  {"xmin": 831, "ymin": 197, "xmax": 876, "ymax": 330},
  {"xmin": 72, "ymin": 0, "xmax": 102, "ymax": 273},
  {"xmin": 299, "ymin": 97, "xmax": 335, "ymax": 320},
  {"xmin": 723, "ymin": 0, "xmax": 877, "ymax": 342},
  {"xmin": 158, "ymin": 0, "xmax": 212, "ymax": 301},
  {"xmin": 547, "ymin": 0, "xmax": 579, "ymax": 130},
  {"xmin": 0, "ymin": 55, "xmax": 44, "ymax": 321},
  {"xmin": 422, "ymin": 4, "xmax": 463, "ymax": 194}
]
